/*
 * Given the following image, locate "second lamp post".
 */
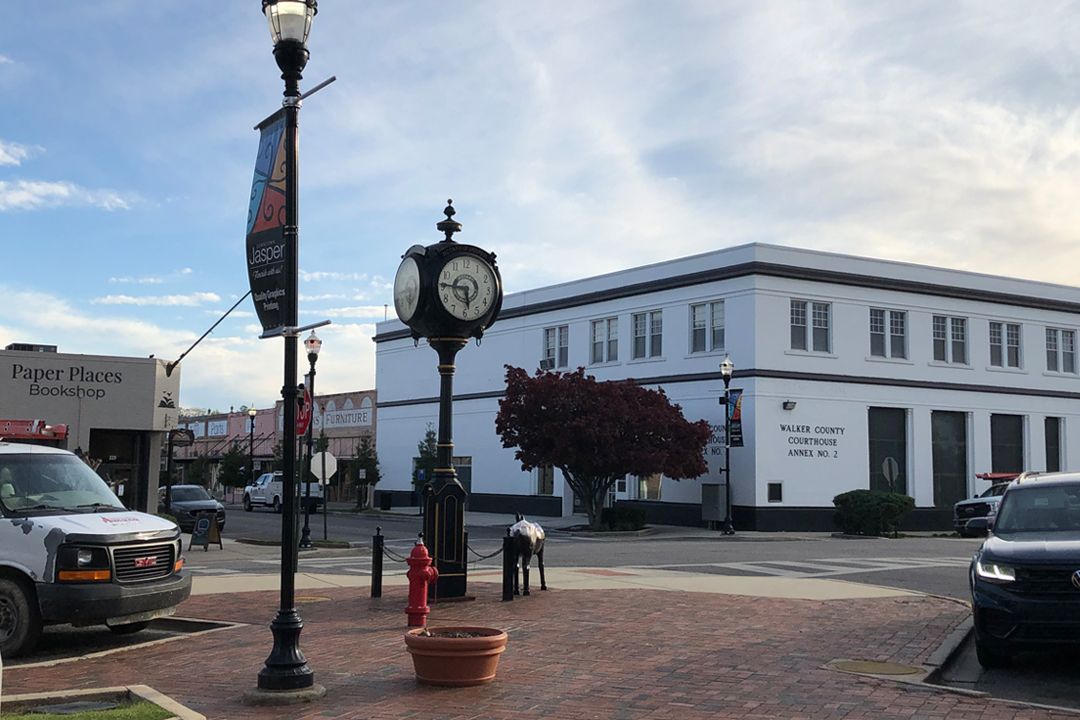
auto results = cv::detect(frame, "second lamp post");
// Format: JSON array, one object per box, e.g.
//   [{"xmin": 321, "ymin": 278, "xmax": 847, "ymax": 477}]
[
  {"xmin": 720, "ymin": 356, "xmax": 736, "ymax": 535},
  {"xmin": 299, "ymin": 330, "xmax": 322, "ymax": 550}
]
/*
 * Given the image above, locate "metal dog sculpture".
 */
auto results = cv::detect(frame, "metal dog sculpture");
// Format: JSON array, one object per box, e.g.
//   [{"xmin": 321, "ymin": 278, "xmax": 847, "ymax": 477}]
[{"xmin": 510, "ymin": 513, "xmax": 547, "ymax": 595}]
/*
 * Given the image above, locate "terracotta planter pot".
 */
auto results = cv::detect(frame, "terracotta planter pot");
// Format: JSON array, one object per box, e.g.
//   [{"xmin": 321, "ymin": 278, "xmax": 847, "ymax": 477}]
[{"xmin": 403, "ymin": 626, "xmax": 508, "ymax": 686}]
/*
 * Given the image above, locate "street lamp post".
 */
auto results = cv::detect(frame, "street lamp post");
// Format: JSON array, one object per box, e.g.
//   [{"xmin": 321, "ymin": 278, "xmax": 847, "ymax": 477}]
[
  {"xmin": 248, "ymin": 407, "xmax": 258, "ymax": 488},
  {"xmin": 257, "ymin": 0, "xmax": 318, "ymax": 695},
  {"xmin": 720, "ymin": 356, "xmax": 735, "ymax": 535},
  {"xmin": 299, "ymin": 330, "xmax": 321, "ymax": 550}
]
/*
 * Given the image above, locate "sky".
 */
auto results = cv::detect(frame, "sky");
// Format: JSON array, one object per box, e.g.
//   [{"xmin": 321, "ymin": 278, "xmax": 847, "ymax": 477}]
[{"xmin": 3, "ymin": 1, "xmax": 1080, "ymax": 413}]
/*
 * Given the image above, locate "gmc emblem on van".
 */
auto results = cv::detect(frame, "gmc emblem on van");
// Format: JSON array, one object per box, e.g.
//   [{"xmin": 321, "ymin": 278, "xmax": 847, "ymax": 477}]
[{"xmin": 134, "ymin": 556, "xmax": 158, "ymax": 569}]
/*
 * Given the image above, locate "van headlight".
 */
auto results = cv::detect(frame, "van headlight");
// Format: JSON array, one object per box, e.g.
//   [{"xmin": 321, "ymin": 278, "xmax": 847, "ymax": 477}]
[
  {"xmin": 976, "ymin": 560, "xmax": 1016, "ymax": 583},
  {"xmin": 57, "ymin": 545, "xmax": 111, "ymax": 582}
]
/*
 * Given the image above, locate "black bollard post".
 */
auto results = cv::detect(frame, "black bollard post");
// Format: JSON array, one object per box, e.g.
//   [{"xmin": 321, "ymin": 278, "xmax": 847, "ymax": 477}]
[
  {"xmin": 502, "ymin": 526, "xmax": 515, "ymax": 602},
  {"xmin": 371, "ymin": 526, "xmax": 383, "ymax": 599}
]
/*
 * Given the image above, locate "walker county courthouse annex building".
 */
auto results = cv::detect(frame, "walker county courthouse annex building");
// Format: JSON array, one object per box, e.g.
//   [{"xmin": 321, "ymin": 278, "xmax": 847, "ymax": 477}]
[
  {"xmin": 0, "ymin": 345, "xmax": 181, "ymax": 514},
  {"xmin": 374, "ymin": 243, "xmax": 1080, "ymax": 531}
]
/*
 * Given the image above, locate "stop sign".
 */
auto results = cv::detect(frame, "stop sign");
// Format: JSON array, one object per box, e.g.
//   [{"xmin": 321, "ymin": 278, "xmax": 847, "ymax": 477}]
[
  {"xmin": 296, "ymin": 386, "xmax": 312, "ymax": 435},
  {"xmin": 309, "ymin": 451, "xmax": 337, "ymax": 485}
]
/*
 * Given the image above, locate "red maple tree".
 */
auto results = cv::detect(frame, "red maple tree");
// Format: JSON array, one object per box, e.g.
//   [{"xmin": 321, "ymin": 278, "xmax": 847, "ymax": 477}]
[{"xmin": 495, "ymin": 366, "xmax": 711, "ymax": 530}]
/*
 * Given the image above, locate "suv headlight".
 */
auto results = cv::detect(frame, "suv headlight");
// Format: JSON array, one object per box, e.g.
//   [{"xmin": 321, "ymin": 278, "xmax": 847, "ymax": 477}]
[
  {"xmin": 56, "ymin": 545, "xmax": 111, "ymax": 582},
  {"xmin": 976, "ymin": 560, "xmax": 1016, "ymax": 582}
]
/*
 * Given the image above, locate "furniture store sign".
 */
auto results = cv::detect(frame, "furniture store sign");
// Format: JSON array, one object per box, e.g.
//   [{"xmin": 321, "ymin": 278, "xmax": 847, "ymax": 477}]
[{"xmin": 8, "ymin": 362, "xmax": 124, "ymax": 400}]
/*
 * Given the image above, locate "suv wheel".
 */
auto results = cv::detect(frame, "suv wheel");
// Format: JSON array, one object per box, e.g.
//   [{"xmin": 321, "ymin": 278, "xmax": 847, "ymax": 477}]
[
  {"xmin": 243, "ymin": 495, "xmax": 252, "ymax": 512},
  {"xmin": 975, "ymin": 638, "xmax": 1011, "ymax": 669},
  {"xmin": 0, "ymin": 576, "xmax": 42, "ymax": 658}
]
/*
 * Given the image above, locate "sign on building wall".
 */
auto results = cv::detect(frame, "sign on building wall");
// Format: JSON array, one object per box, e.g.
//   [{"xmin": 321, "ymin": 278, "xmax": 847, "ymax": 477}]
[
  {"xmin": 314, "ymin": 396, "xmax": 373, "ymax": 431},
  {"xmin": 185, "ymin": 422, "xmax": 206, "ymax": 438},
  {"xmin": 206, "ymin": 420, "xmax": 228, "ymax": 436}
]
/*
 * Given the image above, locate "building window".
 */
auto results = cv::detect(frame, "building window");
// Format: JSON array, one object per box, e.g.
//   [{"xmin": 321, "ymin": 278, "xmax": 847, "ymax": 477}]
[
  {"xmin": 590, "ymin": 317, "xmax": 618, "ymax": 364},
  {"xmin": 989, "ymin": 321, "xmax": 1021, "ymax": 368},
  {"xmin": 1046, "ymin": 328, "xmax": 1076, "ymax": 373},
  {"xmin": 870, "ymin": 308, "xmax": 906, "ymax": 359},
  {"xmin": 537, "ymin": 465, "xmax": 555, "ymax": 495},
  {"xmin": 632, "ymin": 310, "xmax": 662, "ymax": 359},
  {"xmin": 636, "ymin": 473, "xmax": 662, "ymax": 500},
  {"xmin": 791, "ymin": 300, "xmax": 830, "ymax": 353},
  {"xmin": 1046, "ymin": 417, "xmax": 1062, "ymax": 473},
  {"xmin": 933, "ymin": 315, "xmax": 967, "ymax": 364},
  {"xmin": 690, "ymin": 301, "xmax": 725, "ymax": 354},
  {"xmin": 767, "ymin": 483, "xmax": 783, "ymax": 503},
  {"xmin": 990, "ymin": 414, "xmax": 1024, "ymax": 474},
  {"xmin": 542, "ymin": 325, "xmax": 569, "ymax": 369}
]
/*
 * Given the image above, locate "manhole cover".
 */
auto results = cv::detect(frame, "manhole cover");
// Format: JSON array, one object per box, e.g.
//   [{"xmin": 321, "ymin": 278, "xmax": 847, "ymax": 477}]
[
  {"xmin": 831, "ymin": 660, "xmax": 922, "ymax": 675},
  {"xmin": 296, "ymin": 595, "xmax": 331, "ymax": 603}
]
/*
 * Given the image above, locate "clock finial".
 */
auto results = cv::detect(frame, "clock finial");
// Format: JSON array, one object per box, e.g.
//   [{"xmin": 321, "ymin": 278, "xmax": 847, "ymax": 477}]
[{"xmin": 436, "ymin": 198, "xmax": 462, "ymax": 243}]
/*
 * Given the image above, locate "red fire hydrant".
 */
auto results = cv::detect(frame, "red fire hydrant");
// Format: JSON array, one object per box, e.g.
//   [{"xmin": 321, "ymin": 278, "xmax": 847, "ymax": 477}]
[{"xmin": 406, "ymin": 538, "xmax": 438, "ymax": 627}]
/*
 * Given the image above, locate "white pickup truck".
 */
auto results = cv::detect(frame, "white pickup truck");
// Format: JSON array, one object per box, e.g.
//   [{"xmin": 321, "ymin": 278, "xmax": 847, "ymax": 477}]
[{"xmin": 242, "ymin": 471, "xmax": 323, "ymax": 513}]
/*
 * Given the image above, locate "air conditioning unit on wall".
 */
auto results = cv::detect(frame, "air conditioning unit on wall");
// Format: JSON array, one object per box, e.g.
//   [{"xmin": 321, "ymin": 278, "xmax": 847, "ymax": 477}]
[{"xmin": 539, "ymin": 358, "xmax": 554, "ymax": 370}]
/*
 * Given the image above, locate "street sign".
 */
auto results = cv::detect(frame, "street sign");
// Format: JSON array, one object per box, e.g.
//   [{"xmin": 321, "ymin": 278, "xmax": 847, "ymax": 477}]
[
  {"xmin": 882, "ymin": 456, "xmax": 900, "ymax": 488},
  {"xmin": 296, "ymin": 386, "xmax": 312, "ymax": 435},
  {"xmin": 310, "ymin": 451, "xmax": 337, "ymax": 484},
  {"xmin": 357, "ymin": 468, "xmax": 366, "ymax": 480},
  {"xmin": 170, "ymin": 428, "xmax": 195, "ymax": 447}
]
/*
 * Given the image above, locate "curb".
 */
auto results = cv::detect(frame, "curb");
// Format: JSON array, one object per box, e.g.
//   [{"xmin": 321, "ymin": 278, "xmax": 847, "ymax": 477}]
[{"xmin": 922, "ymin": 616, "xmax": 973, "ymax": 685}]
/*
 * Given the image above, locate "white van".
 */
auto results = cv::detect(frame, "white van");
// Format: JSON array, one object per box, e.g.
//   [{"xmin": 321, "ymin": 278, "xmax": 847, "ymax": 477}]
[{"xmin": 0, "ymin": 442, "xmax": 191, "ymax": 658}]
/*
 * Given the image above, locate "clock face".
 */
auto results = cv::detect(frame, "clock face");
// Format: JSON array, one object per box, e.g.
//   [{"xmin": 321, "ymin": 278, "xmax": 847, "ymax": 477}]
[
  {"xmin": 393, "ymin": 256, "xmax": 421, "ymax": 323},
  {"xmin": 438, "ymin": 254, "xmax": 497, "ymax": 321}
]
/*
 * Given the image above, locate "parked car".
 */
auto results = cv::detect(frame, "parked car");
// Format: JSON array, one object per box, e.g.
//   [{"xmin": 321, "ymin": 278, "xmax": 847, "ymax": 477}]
[
  {"xmin": 242, "ymin": 471, "xmax": 323, "ymax": 513},
  {"xmin": 158, "ymin": 485, "xmax": 226, "ymax": 533},
  {"xmin": 0, "ymin": 441, "xmax": 190, "ymax": 658},
  {"xmin": 954, "ymin": 473, "xmax": 1018, "ymax": 536},
  {"xmin": 968, "ymin": 471, "xmax": 1080, "ymax": 668}
]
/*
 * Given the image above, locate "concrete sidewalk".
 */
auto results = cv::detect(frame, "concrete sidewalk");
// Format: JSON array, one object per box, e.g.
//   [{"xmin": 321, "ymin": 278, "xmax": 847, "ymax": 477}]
[{"xmin": 8, "ymin": 566, "xmax": 1071, "ymax": 720}]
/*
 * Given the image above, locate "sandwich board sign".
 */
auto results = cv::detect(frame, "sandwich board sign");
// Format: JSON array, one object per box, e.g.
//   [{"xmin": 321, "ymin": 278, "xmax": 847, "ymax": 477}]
[{"xmin": 189, "ymin": 512, "xmax": 222, "ymax": 551}]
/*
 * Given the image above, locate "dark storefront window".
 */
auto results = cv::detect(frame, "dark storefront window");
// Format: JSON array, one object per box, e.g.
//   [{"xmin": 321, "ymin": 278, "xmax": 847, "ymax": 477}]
[
  {"xmin": 868, "ymin": 407, "xmax": 907, "ymax": 495},
  {"xmin": 932, "ymin": 411, "xmax": 968, "ymax": 508},
  {"xmin": 1045, "ymin": 417, "xmax": 1062, "ymax": 473},
  {"xmin": 991, "ymin": 414, "xmax": 1024, "ymax": 473}
]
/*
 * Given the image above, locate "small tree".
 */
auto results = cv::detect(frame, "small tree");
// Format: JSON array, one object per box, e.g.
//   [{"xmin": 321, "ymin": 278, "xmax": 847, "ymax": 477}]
[
  {"xmin": 496, "ymin": 366, "xmax": 712, "ymax": 530},
  {"xmin": 413, "ymin": 423, "xmax": 438, "ymax": 497},
  {"xmin": 185, "ymin": 454, "xmax": 212, "ymax": 488},
  {"xmin": 353, "ymin": 434, "xmax": 381, "ymax": 509},
  {"xmin": 217, "ymin": 443, "xmax": 248, "ymax": 491},
  {"xmin": 271, "ymin": 441, "xmax": 283, "ymax": 471}
]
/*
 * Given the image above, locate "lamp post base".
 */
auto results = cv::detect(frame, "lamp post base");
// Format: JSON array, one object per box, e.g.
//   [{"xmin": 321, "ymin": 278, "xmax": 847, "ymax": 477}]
[
  {"xmin": 299, "ymin": 525, "xmax": 313, "ymax": 549},
  {"xmin": 257, "ymin": 609, "xmax": 314, "ymax": 691}
]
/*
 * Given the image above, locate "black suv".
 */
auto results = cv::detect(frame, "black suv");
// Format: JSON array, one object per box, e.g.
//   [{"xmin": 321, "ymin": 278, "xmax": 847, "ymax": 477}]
[{"xmin": 969, "ymin": 473, "xmax": 1080, "ymax": 667}]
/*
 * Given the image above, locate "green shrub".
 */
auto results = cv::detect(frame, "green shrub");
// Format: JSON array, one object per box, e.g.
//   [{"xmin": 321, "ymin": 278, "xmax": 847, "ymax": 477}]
[
  {"xmin": 832, "ymin": 489, "xmax": 915, "ymax": 536},
  {"xmin": 601, "ymin": 505, "xmax": 647, "ymax": 531}
]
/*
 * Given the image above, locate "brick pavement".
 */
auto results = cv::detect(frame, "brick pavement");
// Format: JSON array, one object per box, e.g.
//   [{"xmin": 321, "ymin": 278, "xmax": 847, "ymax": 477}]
[{"xmin": 5, "ymin": 585, "xmax": 1076, "ymax": 720}]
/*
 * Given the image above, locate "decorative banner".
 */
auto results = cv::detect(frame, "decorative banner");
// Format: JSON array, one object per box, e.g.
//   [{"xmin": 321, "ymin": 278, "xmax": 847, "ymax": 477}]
[
  {"xmin": 727, "ymin": 388, "xmax": 744, "ymax": 448},
  {"xmin": 246, "ymin": 111, "xmax": 290, "ymax": 335}
]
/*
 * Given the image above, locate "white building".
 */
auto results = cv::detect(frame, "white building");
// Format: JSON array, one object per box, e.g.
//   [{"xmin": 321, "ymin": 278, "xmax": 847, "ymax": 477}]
[{"xmin": 374, "ymin": 243, "xmax": 1080, "ymax": 531}]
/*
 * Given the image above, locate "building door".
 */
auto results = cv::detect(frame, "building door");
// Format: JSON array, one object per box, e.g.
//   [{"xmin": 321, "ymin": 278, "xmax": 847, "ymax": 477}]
[
  {"xmin": 90, "ymin": 429, "xmax": 143, "ymax": 509},
  {"xmin": 868, "ymin": 407, "xmax": 907, "ymax": 495},
  {"xmin": 991, "ymin": 414, "xmax": 1024, "ymax": 473},
  {"xmin": 931, "ymin": 411, "xmax": 967, "ymax": 508},
  {"xmin": 1046, "ymin": 417, "xmax": 1062, "ymax": 473}
]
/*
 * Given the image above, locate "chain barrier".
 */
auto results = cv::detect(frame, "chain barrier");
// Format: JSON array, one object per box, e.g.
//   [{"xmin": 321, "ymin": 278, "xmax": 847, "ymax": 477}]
[
  {"xmin": 381, "ymin": 544, "xmax": 411, "ymax": 563},
  {"xmin": 466, "ymin": 543, "xmax": 504, "ymax": 562}
]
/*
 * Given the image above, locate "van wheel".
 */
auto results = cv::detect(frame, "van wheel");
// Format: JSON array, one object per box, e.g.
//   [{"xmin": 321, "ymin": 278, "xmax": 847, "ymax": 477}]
[
  {"xmin": 0, "ymin": 576, "xmax": 42, "ymax": 659},
  {"xmin": 273, "ymin": 497, "xmax": 282, "ymax": 513},
  {"xmin": 109, "ymin": 621, "xmax": 149, "ymax": 635},
  {"xmin": 243, "ymin": 495, "xmax": 253, "ymax": 512}
]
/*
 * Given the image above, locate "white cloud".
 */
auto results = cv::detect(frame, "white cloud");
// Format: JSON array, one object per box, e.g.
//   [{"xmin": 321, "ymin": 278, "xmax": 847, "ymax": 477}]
[
  {"xmin": 92, "ymin": 292, "xmax": 221, "ymax": 307},
  {"xmin": 303, "ymin": 305, "xmax": 388, "ymax": 319},
  {"xmin": 108, "ymin": 275, "xmax": 164, "ymax": 285},
  {"xmin": 0, "ymin": 54, "xmax": 11, "ymax": 65},
  {"xmin": 0, "ymin": 140, "xmax": 32, "ymax": 166},
  {"xmin": 0, "ymin": 180, "xmax": 135, "ymax": 212},
  {"xmin": 300, "ymin": 270, "xmax": 369, "ymax": 282}
]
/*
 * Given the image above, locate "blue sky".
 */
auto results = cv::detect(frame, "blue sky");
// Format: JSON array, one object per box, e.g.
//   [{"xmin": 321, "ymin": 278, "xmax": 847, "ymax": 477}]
[{"xmin": 3, "ymin": 2, "xmax": 1080, "ymax": 413}]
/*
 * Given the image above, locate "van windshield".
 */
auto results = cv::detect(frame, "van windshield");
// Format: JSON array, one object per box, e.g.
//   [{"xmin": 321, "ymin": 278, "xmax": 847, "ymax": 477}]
[{"xmin": 0, "ymin": 453, "xmax": 125, "ymax": 515}]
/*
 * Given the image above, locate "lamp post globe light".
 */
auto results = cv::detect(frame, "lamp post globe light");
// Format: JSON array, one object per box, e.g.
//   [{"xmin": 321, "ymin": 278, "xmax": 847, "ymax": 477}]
[
  {"xmin": 256, "ymin": 0, "xmax": 320, "ymax": 697},
  {"xmin": 720, "ymin": 356, "xmax": 735, "ymax": 535},
  {"xmin": 299, "ymin": 330, "xmax": 321, "ymax": 550},
  {"xmin": 248, "ymin": 407, "xmax": 258, "ymax": 486}
]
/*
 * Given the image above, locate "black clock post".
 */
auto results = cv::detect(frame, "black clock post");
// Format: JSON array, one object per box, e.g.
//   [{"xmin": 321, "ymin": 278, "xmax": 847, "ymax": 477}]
[{"xmin": 392, "ymin": 200, "xmax": 503, "ymax": 600}]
